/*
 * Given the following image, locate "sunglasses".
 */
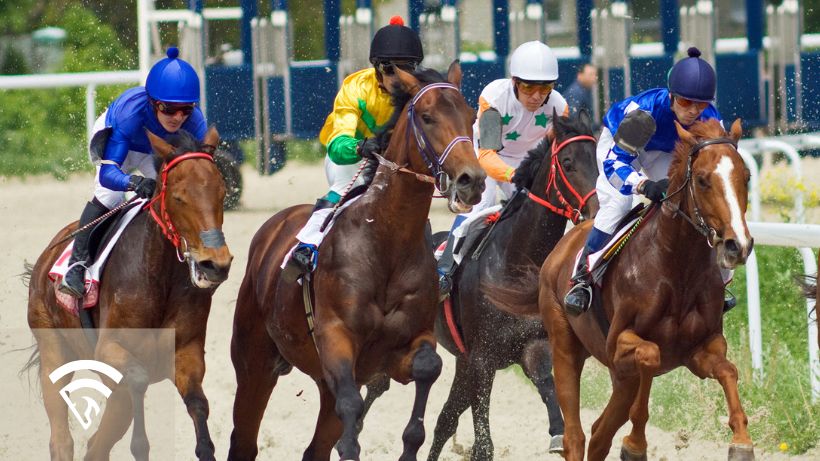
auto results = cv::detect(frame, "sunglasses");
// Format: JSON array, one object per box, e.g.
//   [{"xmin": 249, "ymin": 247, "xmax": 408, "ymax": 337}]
[
  {"xmin": 154, "ymin": 101, "xmax": 196, "ymax": 116},
  {"xmin": 376, "ymin": 60, "xmax": 418, "ymax": 76},
  {"xmin": 515, "ymin": 79, "xmax": 555, "ymax": 96},
  {"xmin": 674, "ymin": 96, "xmax": 709, "ymax": 111}
]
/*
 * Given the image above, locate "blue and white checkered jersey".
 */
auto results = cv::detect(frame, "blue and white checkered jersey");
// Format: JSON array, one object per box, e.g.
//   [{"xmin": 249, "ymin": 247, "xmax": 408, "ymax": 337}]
[{"xmin": 601, "ymin": 88, "xmax": 721, "ymax": 195}]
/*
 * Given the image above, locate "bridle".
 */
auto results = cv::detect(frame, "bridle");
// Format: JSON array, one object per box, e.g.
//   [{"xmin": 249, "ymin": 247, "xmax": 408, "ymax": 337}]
[
  {"xmin": 402, "ymin": 82, "xmax": 473, "ymax": 193},
  {"xmin": 662, "ymin": 137, "xmax": 738, "ymax": 247},
  {"xmin": 526, "ymin": 134, "xmax": 597, "ymax": 224},
  {"xmin": 144, "ymin": 152, "xmax": 215, "ymax": 260}
]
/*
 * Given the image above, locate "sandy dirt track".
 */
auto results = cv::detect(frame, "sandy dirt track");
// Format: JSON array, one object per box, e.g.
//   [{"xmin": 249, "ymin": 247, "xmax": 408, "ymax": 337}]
[{"xmin": 1, "ymin": 162, "xmax": 816, "ymax": 460}]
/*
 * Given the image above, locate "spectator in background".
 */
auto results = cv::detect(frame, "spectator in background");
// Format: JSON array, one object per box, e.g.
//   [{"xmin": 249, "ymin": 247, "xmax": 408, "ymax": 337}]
[{"xmin": 564, "ymin": 63, "xmax": 598, "ymax": 118}]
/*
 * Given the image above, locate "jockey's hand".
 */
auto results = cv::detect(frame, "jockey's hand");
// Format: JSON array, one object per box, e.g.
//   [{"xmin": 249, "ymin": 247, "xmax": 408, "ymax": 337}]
[
  {"xmin": 615, "ymin": 110, "xmax": 656, "ymax": 155},
  {"xmin": 639, "ymin": 178, "xmax": 669, "ymax": 202},
  {"xmin": 128, "ymin": 175, "xmax": 157, "ymax": 199},
  {"xmin": 357, "ymin": 137, "xmax": 381, "ymax": 160}
]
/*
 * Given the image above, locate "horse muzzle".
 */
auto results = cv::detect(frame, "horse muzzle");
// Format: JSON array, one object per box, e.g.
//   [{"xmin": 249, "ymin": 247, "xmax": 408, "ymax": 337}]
[
  {"xmin": 716, "ymin": 236, "xmax": 753, "ymax": 269},
  {"xmin": 188, "ymin": 246, "xmax": 233, "ymax": 288},
  {"xmin": 447, "ymin": 167, "xmax": 486, "ymax": 213}
]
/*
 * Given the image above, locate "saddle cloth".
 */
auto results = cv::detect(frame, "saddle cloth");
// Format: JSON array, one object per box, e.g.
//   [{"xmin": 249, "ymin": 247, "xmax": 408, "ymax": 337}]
[
  {"xmin": 49, "ymin": 200, "xmax": 145, "ymax": 315},
  {"xmin": 570, "ymin": 214, "xmax": 643, "ymax": 279}
]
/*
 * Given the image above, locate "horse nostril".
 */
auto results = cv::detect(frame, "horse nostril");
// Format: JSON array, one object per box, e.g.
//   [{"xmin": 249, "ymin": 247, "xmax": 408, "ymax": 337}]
[{"xmin": 724, "ymin": 239, "xmax": 739, "ymax": 255}]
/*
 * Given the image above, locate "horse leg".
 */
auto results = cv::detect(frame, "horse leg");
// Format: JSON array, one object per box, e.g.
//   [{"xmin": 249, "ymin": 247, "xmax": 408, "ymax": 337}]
[
  {"xmin": 520, "ymin": 339, "xmax": 565, "ymax": 453},
  {"xmin": 84, "ymin": 387, "xmax": 134, "ymax": 461},
  {"xmin": 174, "ymin": 340, "xmax": 215, "ymax": 460},
  {"xmin": 426, "ymin": 356, "xmax": 473, "ymax": 461},
  {"xmin": 228, "ymin": 308, "xmax": 284, "ymax": 461},
  {"xmin": 303, "ymin": 381, "xmax": 344, "ymax": 461},
  {"xmin": 320, "ymin": 330, "xmax": 364, "ymax": 461},
  {"xmin": 397, "ymin": 339, "xmax": 442, "ymax": 461},
  {"xmin": 608, "ymin": 329, "xmax": 661, "ymax": 461},
  {"xmin": 93, "ymin": 339, "xmax": 150, "ymax": 461},
  {"xmin": 36, "ymin": 336, "xmax": 75, "ymax": 461},
  {"xmin": 357, "ymin": 374, "xmax": 391, "ymax": 434},
  {"xmin": 467, "ymin": 357, "xmax": 496, "ymax": 461},
  {"xmin": 586, "ymin": 373, "xmax": 639, "ymax": 461},
  {"xmin": 686, "ymin": 334, "xmax": 755, "ymax": 461},
  {"xmin": 543, "ymin": 311, "xmax": 588, "ymax": 461}
]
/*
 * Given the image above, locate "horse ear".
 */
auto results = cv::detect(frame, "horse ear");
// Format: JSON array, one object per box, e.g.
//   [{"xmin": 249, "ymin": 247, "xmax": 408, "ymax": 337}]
[
  {"xmin": 578, "ymin": 108, "xmax": 593, "ymax": 133},
  {"xmin": 729, "ymin": 118, "xmax": 742, "ymax": 143},
  {"xmin": 447, "ymin": 60, "xmax": 462, "ymax": 89},
  {"xmin": 145, "ymin": 129, "xmax": 174, "ymax": 159},
  {"xmin": 393, "ymin": 65, "xmax": 421, "ymax": 97},
  {"xmin": 674, "ymin": 121, "xmax": 695, "ymax": 145},
  {"xmin": 203, "ymin": 126, "xmax": 220, "ymax": 149},
  {"xmin": 551, "ymin": 107, "xmax": 563, "ymax": 136}
]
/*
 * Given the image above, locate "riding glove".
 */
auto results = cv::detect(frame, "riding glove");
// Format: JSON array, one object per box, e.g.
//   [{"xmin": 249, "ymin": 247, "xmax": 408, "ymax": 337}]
[
  {"xmin": 357, "ymin": 137, "xmax": 381, "ymax": 160},
  {"xmin": 128, "ymin": 175, "xmax": 157, "ymax": 199},
  {"xmin": 640, "ymin": 178, "xmax": 669, "ymax": 202}
]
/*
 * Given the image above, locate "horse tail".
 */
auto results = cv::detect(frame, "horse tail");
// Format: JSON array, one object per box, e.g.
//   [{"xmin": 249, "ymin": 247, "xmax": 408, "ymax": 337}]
[
  {"xmin": 20, "ymin": 261, "xmax": 34, "ymax": 288},
  {"xmin": 481, "ymin": 264, "xmax": 541, "ymax": 318},
  {"xmin": 18, "ymin": 343, "xmax": 41, "ymax": 388},
  {"xmin": 796, "ymin": 273, "xmax": 817, "ymax": 317}
]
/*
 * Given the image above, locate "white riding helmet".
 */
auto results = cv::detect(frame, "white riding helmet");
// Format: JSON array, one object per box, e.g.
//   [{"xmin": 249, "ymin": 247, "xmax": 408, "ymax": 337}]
[{"xmin": 509, "ymin": 41, "xmax": 559, "ymax": 82}]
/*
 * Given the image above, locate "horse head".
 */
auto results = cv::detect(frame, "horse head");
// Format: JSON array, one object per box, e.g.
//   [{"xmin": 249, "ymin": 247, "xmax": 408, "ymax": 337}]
[
  {"xmin": 386, "ymin": 61, "xmax": 486, "ymax": 212},
  {"xmin": 145, "ymin": 127, "xmax": 233, "ymax": 288},
  {"xmin": 669, "ymin": 118, "xmax": 751, "ymax": 269}
]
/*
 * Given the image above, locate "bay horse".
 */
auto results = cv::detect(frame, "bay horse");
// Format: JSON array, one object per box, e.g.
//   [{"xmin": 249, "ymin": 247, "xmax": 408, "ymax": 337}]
[
  {"xmin": 26, "ymin": 127, "xmax": 232, "ymax": 460},
  {"xmin": 362, "ymin": 109, "xmax": 599, "ymax": 460},
  {"xmin": 492, "ymin": 118, "xmax": 755, "ymax": 461},
  {"xmin": 228, "ymin": 62, "xmax": 486, "ymax": 461}
]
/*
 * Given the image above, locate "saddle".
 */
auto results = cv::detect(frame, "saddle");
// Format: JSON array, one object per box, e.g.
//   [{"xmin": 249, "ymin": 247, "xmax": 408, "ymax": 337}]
[{"xmin": 50, "ymin": 200, "xmax": 145, "ymax": 316}]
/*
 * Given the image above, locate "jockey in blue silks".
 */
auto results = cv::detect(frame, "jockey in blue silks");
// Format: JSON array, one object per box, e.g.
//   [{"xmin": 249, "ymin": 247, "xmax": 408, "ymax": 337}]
[
  {"xmin": 60, "ymin": 47, "xmax": 209, "ymax": 298},
  {"xmin": 564, "ymin": 47, "xmax": 736, "ymax": 314}
]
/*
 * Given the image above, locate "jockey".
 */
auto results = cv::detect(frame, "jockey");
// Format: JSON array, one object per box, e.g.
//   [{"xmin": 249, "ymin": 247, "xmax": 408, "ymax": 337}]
[
  {"xmin": 563, "ymin": 47, "xmax": 736, "ymax": 314},
  {"xmin": 282, "ymin": 16, "xmax": 424, "ymax": 280},
  {"xmin": 59, "ymin": 47, "xmax": 208, "ymax": 298},
  {"xmin": 437, "ymin": 40, "xmax": 569, "ymax": 299}
]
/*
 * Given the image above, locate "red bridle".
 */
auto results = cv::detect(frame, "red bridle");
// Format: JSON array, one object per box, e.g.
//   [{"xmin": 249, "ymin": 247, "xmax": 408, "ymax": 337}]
[
  {"xmin": 144, "ymin": 152, "xmax": 215, "ymax": 253},
  {"xmin": 527, "ymin": 135, "xmax": 597, "ymax": 224}
]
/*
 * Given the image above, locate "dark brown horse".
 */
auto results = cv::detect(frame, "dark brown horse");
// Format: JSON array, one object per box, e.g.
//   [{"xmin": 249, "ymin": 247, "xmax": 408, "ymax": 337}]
[
  {"xmin": 228, "ymin": 62, "xmax": 486, "ymax": 461},
  {"xmin": 27, "ymin": 127, "xmax": 232, "ymax": 460},
  {"xmin": 493, "ymin": 119, "xmax": 755, "ymax": 461},
  {"xmin": 361, "ymin": 109, "xmax": 600, "ymax": 460},
  {"xmin": 799, "ymin": 252, "xmax": 820, "ymax": 349}
]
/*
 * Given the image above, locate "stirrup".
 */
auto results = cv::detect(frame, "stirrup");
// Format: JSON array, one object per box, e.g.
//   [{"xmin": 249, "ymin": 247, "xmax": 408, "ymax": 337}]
[
  {"xmin": 59, "ymin": 268, "xmax": 86, "ymax": 299},
  {"xmin": 722, "ymin": 289, "xmax": 737, "ymax": 313},
  {"xmin": 438, "ymin": 272, "xmax": 452, "ymax": 301}
]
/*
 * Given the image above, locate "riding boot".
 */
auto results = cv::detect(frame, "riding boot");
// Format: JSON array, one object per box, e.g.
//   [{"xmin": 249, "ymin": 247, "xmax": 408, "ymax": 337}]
[
  {"xmin": 282, "ymin": 198, "xmax": 333, "ymax": 282},
  {"xmin": 59, "ymin": 200, "xmax": 109, "ymax": 298},
  {"xmin": 436, "ymin": 232, "xmax": 457, "ymax": 301},
  {"xmin": 563, "ymin": 246, "xmax": 593, "ymax": 316}
]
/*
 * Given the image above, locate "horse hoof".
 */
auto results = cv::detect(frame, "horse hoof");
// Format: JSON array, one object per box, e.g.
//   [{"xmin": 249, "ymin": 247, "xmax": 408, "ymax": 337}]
[
  {"xmin": 728, "ymin": 443, "xmax": 755, "ymax": 461},
  {"xmin": 619, "ymin": 445, "xmax": 647, "ymax": 461},
  {"xmin": 548, "ymin": 434, "xmax": 564, "ymax": 453}
]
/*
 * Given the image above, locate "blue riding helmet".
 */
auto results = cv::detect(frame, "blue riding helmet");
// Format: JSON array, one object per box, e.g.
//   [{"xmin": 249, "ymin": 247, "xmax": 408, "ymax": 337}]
[
  {"xmin": 667, "ymin": 47, "xmax": 716, "ymax": 102},
  {"xmin": 146, "ymin": 47, "xmax": 200, "ymax": 103}
]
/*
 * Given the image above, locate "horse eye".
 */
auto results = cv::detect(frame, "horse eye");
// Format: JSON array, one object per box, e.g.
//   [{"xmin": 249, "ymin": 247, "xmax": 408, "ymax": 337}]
[
  {"xmin": 696, "ymin": 175, "xmax": 710, "ymax": 189},
  {"xmin": 421, "ymin": 113, "xmax": 433, "ymax": 124},
  {"xmin": 561, "ymin": 158, "xmax": 574, "ymax": 172},
  {"xmin": 744, "ymin": 168, "xmax": 751, "ymax": 183}
]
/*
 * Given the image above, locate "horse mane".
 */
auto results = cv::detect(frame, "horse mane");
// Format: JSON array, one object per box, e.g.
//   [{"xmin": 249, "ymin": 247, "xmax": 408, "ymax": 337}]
[
  {"xmin": 373, "ymin": 67, "xmax": 448, "ymax": 149},
  {"xmin": 151, "ymin": 129, "xmax": 204, "ymax": 171},
  {"xmin": 668, "ymin": 118, "xmax": 726, "ymax": 183},
  {"xmin": 512, "ymin": 139, "xmax": 549, "ymax": 190}
]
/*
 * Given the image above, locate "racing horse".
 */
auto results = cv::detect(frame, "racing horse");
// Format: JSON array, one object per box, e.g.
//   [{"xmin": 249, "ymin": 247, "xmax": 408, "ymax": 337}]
[
  {"xmin": 362, "ymin": 109, "xmax": 600, "ymax": 460},
  {"xmin": 227, "ymin": 62, "xmax": 486, "ymax": 461},
  {"xmin": 26, "ymin": 127, "xmax": 233, "ymax": 460},
  {"xmin": 799, "ymin": 252, "xmax": 820, "ymax": 349},
  {"xmin": 492, "ymin": 118, "xmax": 755, "ymax": 461}
]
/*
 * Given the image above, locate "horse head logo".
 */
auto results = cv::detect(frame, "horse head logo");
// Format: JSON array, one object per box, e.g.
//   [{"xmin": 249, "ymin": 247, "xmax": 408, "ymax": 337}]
[{"xmin": 48, "ymin": 360, "xmax": 123, "ymax": 430}]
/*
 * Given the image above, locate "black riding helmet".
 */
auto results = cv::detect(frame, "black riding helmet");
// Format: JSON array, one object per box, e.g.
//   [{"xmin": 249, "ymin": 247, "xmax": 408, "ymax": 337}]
[{"xmin": 369, "ymin": 16, "xmax": 424, "ymax": 65}]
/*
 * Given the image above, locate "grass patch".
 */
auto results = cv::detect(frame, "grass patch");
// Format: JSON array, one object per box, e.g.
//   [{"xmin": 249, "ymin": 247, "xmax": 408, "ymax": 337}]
[{"xmin": 512, "ymin": 246, "xmax": 819, "ymax": 454}]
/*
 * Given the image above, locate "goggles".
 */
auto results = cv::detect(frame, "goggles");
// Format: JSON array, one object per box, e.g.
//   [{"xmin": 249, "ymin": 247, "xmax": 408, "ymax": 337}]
[
  {"xmin": 673, "ymin": 96, "xmax": 709, "ymax": 111},
  {"xmin": 514, "ymin": 78, "xmax": 555, "ymax": 96},
  {"xmin": 154, "ymin": 101, "xmax": 196, "ymax": 116},
  {"xmin": 376, "ymin": 60, "xmax": 418, "ymax": 76}
]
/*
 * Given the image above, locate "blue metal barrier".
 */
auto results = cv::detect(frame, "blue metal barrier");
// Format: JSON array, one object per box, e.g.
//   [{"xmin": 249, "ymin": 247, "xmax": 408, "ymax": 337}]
[
  {"xmin": 205, "ymin": 64, "xmax": 255, "ymax": 141},
  {"xmin": 801, "ymin": 52, "xmax": 820, "ymax": 130},
  {"xmin": 715, "ymin": 52, "xmax": 766, "ymax": 127},
  {"xmin": 289, "ymin": 61, "xmax": 338, "ymax": 139},
  {"xmin": 629, "ymin": 55, "xmax": 673, "ymax": 95},
  {"xmin": 460, "ymin": 60, "xmax": 505, "ymax": 106}
]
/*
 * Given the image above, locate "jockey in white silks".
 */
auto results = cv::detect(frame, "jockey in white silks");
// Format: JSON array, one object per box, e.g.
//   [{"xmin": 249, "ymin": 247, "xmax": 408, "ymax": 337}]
[
  {"xmin": 436, "ymin": 41, "xmax": 569, "ymax": 300},
  {"xmin": 563, "ymin": 47, "xmax": 737, "ymax": 314},
  {"xmin": 281, "ymin": 16, "xmax": 425, "ymax": 281},
  {"xmin": 60, "ymin": 47, "xmax": 209, "ymax": 299}
]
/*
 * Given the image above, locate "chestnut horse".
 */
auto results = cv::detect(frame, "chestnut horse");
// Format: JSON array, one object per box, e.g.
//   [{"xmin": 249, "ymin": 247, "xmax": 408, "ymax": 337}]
[
  {"xmin": 493, "ymin": 119, "xmax": 755, "ymax": 461},
  {"xmin": 26, "ymin": 128, "xmax": 232, "ymax": 460},
  {"xmin": 228, "ymin": 62, "xmax": 486, "ymax": 461},
  {"xmin": 361, "ymin": 109, "xmax": 600, "ymax": 460}
]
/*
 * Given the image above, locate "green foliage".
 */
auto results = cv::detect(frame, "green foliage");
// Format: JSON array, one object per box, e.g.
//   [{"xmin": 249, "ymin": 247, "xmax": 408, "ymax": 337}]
[
  {"xmin": 0, "ymin": 4, "xmax": 133, "ymax": 178},
  {"xmin": 1, "ymin": 43, "xmax": 29, "ymax": 74}
]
